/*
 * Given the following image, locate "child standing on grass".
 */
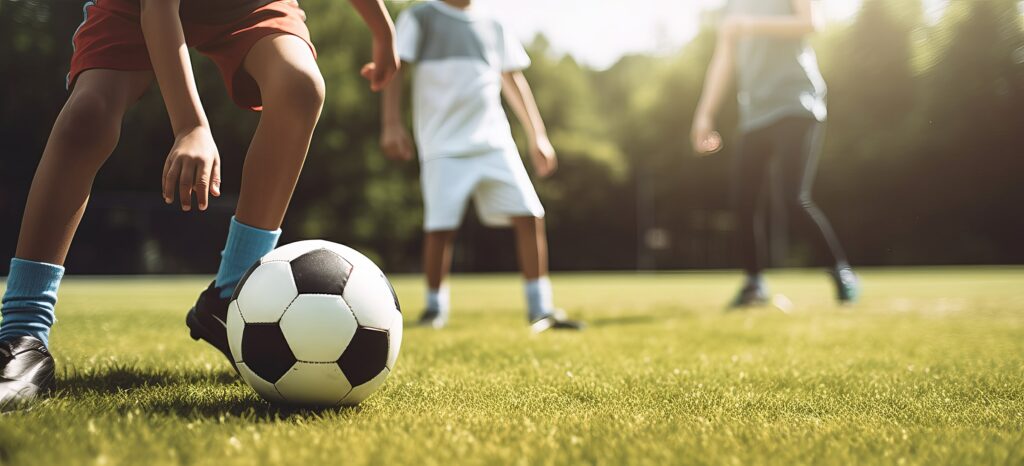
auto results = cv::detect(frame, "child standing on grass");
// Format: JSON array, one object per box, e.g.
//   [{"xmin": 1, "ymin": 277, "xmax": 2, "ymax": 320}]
[
  {"xmin": 380, "ymin": 0, "xmax": 581, "ymax": 332},
  {"xmin": 0, "ymin": 0, "xmax": 398, "ymax": 409},
  {"xmin": 690, "ymin": 0, "xmax": 860, "ymax": 307}
]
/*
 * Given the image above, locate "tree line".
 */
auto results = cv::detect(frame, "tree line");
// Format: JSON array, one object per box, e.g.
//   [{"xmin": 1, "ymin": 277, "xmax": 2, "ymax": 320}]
[{"xmin": 0, "ymin": 0, "xmax": 1021, "ymax": 274}]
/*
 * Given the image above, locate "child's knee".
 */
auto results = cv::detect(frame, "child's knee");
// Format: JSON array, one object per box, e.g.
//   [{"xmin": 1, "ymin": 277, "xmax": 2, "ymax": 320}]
[
  {"xmin": 263, "ymin": 66, "xmax": 326, "ymax": 119},
  {"xmin": 51, "ymin": 91, "xmax": 120, "ymax": 152}
]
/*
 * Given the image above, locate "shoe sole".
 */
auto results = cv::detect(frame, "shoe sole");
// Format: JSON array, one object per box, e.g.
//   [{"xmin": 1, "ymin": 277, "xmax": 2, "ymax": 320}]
[
  {"xmin": 0, "ymin": 381, "xmax": 49, "ymax": 412},
  {"xmin": 530, "ymin": 319, "xmax": 584, "ymax": 333},
  {"xmin": 186, "ymin": 307, "xmax": 238, "ymax": 372}
]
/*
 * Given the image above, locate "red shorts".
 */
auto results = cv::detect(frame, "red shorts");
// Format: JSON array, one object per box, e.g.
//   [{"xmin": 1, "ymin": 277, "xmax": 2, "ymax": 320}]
[{"xmin": 67, "ymin": 0, "xmax": 316, "ymax": 111}]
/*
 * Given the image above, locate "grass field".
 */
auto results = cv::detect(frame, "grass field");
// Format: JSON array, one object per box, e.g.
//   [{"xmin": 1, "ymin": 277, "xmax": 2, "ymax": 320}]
[{"xmin": 1, "ymin": 268, "xmax": 1022, "ymax": 465}]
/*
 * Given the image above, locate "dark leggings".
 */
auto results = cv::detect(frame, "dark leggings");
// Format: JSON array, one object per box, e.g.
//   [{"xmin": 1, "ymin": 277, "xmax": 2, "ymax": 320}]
[{"xmin": 733, "ymin": 116, "xmax": 847, "ymax": 276}]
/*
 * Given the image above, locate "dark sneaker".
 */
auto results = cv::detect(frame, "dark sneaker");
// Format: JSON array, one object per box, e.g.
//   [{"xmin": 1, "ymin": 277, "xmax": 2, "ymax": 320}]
[
  {"xmin": 530, "ymin": 311, "xmax": 584, "ymax": 333},
  {"xmin": 417, "ymin": 309, "xmax": 447, "ymax": 329},
  {"xmin": 729, "ymin": 283, "xmax": 769, "ymax": 309},
  {"xmin": 0, "ymin": 336, "xmax": 55, "ymax": 411},
  {"xmin": 832, "ymin": 267, "xmax": 861, "ymax": 305},
  {"xmin": 185, "ymin": 281, "xmax": 235, "ymax": 368}
]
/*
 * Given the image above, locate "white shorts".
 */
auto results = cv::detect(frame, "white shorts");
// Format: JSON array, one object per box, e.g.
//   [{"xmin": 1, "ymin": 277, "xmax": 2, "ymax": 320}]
[{"xmin": 421, "ymin": 150, "xmax": 545, "ymax": 232}]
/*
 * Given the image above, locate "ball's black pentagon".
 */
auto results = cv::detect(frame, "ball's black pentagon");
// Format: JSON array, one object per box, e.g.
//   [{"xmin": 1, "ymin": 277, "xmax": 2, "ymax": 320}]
[
  {"xmin": 241, "ymin": 323, "xmax": 296, "ymax": 382},
  {"xmin": 230, "ymin": 260, "xmax": 262, "ymax": 301},
  {"xmin": 383, "ymin": 274, "xmax": 401, "ymax": 313},
  {"xmin": 289, "ymin": 248, "xmax": 353, "ymax": 295},
  {"xmin": 338, "ymin": 327, "xmax": 389, "ymax": 386}
]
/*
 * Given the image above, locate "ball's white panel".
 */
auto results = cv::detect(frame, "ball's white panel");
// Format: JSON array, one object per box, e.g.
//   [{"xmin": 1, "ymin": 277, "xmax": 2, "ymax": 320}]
[
  {"xmin": 238, "ymin": 361, "xmax": 286, "ymax": 403},
  {"xmin": 386, "ymin": 311, "xmax": 403, "ymax": 370},
  {"xmin": 235, "ymin": 261, "xmax": 298, "ymax": 323},
  {"xmin": 274, "ymin": 362, "xmax": 353, "ymax": 406},
  {"xmin": 341, "ymin": 367, "xmax": 390, "ymax": 406},
  {"xmin": 261, "ymin": 240, "xmax": 335, "ymax": 263},
  {"xmin": 279, "ymin": 294, "xmax": 358, "ymax": 362},
  {"xmin": 226, "ymin": 300, "xmax": 245, "ymax": 363},
  {"xmin": 343, "ymin": 267, "xmax": 399, "ymax": 329}
]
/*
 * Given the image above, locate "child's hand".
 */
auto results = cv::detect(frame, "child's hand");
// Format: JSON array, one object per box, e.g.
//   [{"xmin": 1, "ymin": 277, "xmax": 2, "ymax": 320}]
[
  {"xmin": 380, "ymin": 124, "xmax": 415, "ymax": 161},
  {"xmin": 530, "ymin": 135, "xmax": 558, "ymax": 178},
  {"xmin": 691, "ymin": 115, "xmax": 722, "ymax": 156},
  {"xmin": 163, "ymin": 126, "xmax": 221, "ymax": 211},
  {"xmin": 360, "ymin": 36, "xmax": 399, "ymax": 92}
]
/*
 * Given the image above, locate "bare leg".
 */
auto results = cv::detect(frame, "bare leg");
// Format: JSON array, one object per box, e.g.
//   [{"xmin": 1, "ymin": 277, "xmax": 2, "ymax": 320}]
[
  {"xmin": 423, "ymin": 230, "xmax": 456, "ymax": 290},
  {"xmin": 235, "ymin": 34, "xmax": 325, "ymax": 231},
  {"xmin": 15, "ymin": 70, "xmax": 153, "ymax": 264},
  {"xmin": 511, "ymin": 216, "xmax": 547, "ymax": 280},
  {"xmin": 511, "ymin": 216, "xmax": 581, "ymax": 330}
]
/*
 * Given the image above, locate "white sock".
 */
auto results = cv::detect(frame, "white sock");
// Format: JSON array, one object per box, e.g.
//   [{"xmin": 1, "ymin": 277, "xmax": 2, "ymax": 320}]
[
  {"xmin": 525, "ymin": 277, "xmax": 553, "ymax": 322},
  {"xmin": 426, "ymin": 287, "xmax": 450, "ymax": 316}
]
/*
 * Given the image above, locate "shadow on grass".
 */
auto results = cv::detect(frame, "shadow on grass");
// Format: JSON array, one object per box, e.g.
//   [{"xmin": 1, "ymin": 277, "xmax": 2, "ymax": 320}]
[
  {"xmin": 59, "ymin": 365, "xmax": 237, "ymax": 394},
  {"xmin": 587, "ymin": 315, "xmax": 661, "ymax": 327},
  {"xmin": 140, "ymin": 395, "xmax": 361, "ymax": 421},
  {"xmin": 56, "ymin": 365, "xmax": 359, "ymax": 421}
]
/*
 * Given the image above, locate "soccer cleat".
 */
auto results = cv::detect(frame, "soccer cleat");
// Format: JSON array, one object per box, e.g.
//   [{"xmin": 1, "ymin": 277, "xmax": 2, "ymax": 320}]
[
  {"xmin": 0, "ymin": 336, "xmax": 56, "ymax": 411},
  {"xmin": 530, "ymin": 311, "xmax": 584, "ymax": 333},
  {"xmin": 832, "ymin": 267, "xmax": 861, "ymax": 305},
  {"xmin": 185, "ymin": 281, "xmax": 236, "ymax": 368},
  {"xmin": 728, "ymin": 282, "xmax": 769, "ymax": 309},
  {"xmin": 417, "ymin": 309, "xmax": 447, "ymax": 329}
]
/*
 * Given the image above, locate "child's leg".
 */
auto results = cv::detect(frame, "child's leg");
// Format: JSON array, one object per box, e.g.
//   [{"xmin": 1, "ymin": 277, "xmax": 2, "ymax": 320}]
[
  {"xmin": 3, "ymin": 70, "xmax": 153, "ymax": 344},
  {"xmin": 211, "ymin": 34, "xmax": 325, "ymax": 296},
  {"xmin": 732, "ymin": 127, "xmax": 773, "ymax": 285},
  {"xmin": 511, "ymin": 216, "xmax": 554, "ymax": 321},
  {"xmin": 236, "ymin": 34, "xmax": 324, "ymax": 230},
  {"xmin": 423, "ymin": 230, "xmax": 456, "ymax": 316}
]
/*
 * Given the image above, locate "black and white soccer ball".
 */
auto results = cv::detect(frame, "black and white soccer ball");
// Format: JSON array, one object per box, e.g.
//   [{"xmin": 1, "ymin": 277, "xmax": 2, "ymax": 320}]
[{"xmin": 226, "ymin": 240, "xmax": 402, "ymax": 406}]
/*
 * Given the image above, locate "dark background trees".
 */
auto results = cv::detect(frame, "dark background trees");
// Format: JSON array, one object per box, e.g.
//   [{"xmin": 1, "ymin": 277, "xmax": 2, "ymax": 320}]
[{"xmin": 1, "ymin": 0, "xmax": 1021, "ymax": 274}]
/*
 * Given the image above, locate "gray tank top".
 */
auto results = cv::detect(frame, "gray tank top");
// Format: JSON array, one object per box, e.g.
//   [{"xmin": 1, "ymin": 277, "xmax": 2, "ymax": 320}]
[{"xmin": 728, "ymin": 0, "xmax": 827, "ymax": 133}]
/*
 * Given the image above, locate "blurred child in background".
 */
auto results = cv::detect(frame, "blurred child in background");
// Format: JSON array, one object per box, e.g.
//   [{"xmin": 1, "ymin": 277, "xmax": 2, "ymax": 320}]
[
  {"xmin": 690, "ymin": 0, "xmax": 860, "ymax": 307},
  {"xmin": 380, "ymin": 0, "xmax": 582, "ymax": 332}
]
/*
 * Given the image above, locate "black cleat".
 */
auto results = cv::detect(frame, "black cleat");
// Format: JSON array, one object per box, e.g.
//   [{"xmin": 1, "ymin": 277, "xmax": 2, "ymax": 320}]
[
  {"xmin": 530, "ymin": 311, "xmax": 584, "ymax": 333},
  {"xmin": 417, "ymin": 309, "xmax": 447, "ymax": 329},
  {"xmin": 728, "ymin": 282, "xmax": 769, "ymax": 309},
  {"xmin": 0, "ymin": 336, "xmax": 55, "ymax": 411},
  {"xmin": 185, "ymin": 281, "xmax": 236, "ymax": 369},
  {"xmin": 831, "ymin": 267, "xmax": 861, "ymax": 305}
]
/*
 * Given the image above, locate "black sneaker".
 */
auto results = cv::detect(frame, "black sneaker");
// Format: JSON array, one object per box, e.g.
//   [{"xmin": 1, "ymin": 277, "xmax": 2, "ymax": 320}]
[
  {"xmin": 728, "ymin": 282, "xmax": 769, "ymax": 309},
  {"xmin": 417, "ymin": 309, "xmax": 447, "ymax": 329},
  {"xmin": 185, "ymin": 282, "xmax": 235, "ymax": 368},
  {"xmin": 831, "ymin": 267, "xmax": 861, "ymax": 305},
  {"xmin": 530, "ymin": 311, "xmax": 584, "ymax": 333},
  {"xmin": 0, "ymin": 336, "xmax": 56, "ymax": 411}
]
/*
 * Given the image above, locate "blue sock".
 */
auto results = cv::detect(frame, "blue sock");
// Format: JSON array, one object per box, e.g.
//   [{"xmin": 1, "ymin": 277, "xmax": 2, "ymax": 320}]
[
  {"xmin": 214, "ymin": 217, "xmax": 281, "ymax": 298},
  {"xmin": 1, "ymin": 258, "xmax": 65, "ymax": 346},
  {"xmin": 425, "ymin": 287, "xmax": 450, "ymax": 316},
  {"xmin": 525, "ymin": 277, "xmax": 554, "ymax": 322}
]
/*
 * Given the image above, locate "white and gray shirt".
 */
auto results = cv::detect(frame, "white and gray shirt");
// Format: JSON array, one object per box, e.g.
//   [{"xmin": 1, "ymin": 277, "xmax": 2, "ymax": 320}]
[
  {"xmin": 396, "ymin": 1, "xmax": 531, "ymax": 160},
  {"xmin": 728, "ymin": 0, "xmax": 827, "ymax": 133}
]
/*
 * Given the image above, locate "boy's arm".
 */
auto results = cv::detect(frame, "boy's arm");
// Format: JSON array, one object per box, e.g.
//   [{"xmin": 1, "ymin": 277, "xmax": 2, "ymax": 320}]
[
  {"xmin": 691, "ymin": 29, "xmax": 736, "ymax": 155},
  {"xmin": 349, "ymin": 0, "xmax": 399, "ymax": 91},
  {"xmin": 501, "ymin": 71, "xmax": 556, "ymax": 178},
  {"xmin": 723, "ymin": 0, "xmax": 817, "ymax": 39},
  {"xmin": 139, "ymin": 0, "xmax": 220, "ymax": 212},
  {"xmin": 380, "ymin": 65, "xmax": 414, "ymax": 161}
]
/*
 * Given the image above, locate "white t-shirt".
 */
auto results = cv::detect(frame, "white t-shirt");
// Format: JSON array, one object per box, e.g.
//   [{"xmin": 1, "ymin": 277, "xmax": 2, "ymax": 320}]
[{"xmin": 396, "ymin": 1, "xmax": 531, "ymax": 160}]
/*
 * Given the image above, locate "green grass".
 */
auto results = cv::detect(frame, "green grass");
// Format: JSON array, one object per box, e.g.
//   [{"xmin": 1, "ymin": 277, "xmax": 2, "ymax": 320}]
[{"xmin": 1, "ymin": 268, "xmax": 1022, "ymax": 465}]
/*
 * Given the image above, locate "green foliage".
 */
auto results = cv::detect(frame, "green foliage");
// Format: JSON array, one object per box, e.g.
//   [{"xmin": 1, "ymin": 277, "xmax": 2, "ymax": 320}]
[
  {"xmin": 0, "ymin": 0, "xmax": 1021, "ymax": 272},
  {"xmin": 1, "ymin": 269, "xmax": 1023, "ymax": 464}
]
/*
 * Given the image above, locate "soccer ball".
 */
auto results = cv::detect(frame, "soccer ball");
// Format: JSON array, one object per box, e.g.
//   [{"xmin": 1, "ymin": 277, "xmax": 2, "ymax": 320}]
[{"xmin": 226, "ymin": 240, "xmax": 402, "ymax": 407}]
